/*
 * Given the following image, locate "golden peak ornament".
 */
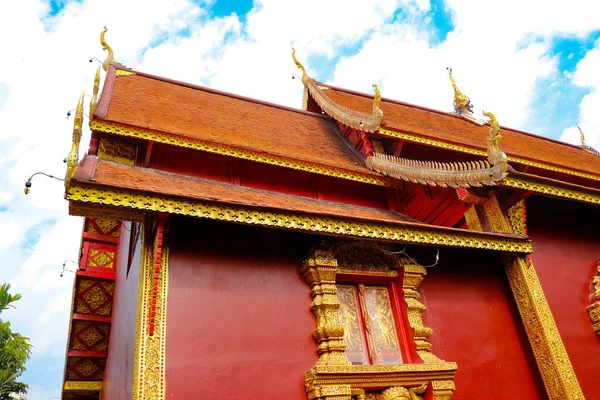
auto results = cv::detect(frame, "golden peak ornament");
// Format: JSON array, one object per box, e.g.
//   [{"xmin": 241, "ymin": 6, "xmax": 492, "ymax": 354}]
[{"xmin": 447, "ymin": 67, "xmax": 474, "ymax": 116}]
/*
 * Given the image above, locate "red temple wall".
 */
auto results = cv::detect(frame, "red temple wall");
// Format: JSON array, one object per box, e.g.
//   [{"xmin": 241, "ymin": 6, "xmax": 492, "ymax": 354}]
[
  {"xmin": 148, "ymin": 144, "xmax": 390, "ymax": 209},
  {"xmin": 102, "ymin": 222, "xmax": 142, "ymax": 400},
  {"xmin": 527, "ymin": 196, "xmax": 600, "ymax": 398},
  {"xmin": 419, "ymin": 247, "xmax": 546, "ymax": 399},
  {"xmin": 165, "ymin": 218, "xmax": 318, "ymax": 399}
]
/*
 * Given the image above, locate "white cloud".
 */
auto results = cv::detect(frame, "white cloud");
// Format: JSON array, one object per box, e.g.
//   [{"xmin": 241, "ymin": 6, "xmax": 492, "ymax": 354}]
[{"xmin": 560, "ymin": 39, "xmax": 600, "ymax": 147}]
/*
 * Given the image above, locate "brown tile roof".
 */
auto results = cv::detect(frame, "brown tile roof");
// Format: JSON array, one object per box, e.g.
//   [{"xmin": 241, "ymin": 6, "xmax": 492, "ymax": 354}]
[
  {"xmin": 95, "ymin": 68, "xmax": 380, "ymax": 179},
  {"xmin": 320, "ymin": 85, "xmax": 600, "ymax": 178},
  {"xmin": 71, "ymin": 156, "xmax": 528, "ymax": 246}
]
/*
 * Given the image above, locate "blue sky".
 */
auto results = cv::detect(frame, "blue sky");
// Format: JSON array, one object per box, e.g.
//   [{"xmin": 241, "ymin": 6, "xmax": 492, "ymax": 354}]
[{"xmin": 2, "ymin": 0, "xmax": 600, "ymax": 398}]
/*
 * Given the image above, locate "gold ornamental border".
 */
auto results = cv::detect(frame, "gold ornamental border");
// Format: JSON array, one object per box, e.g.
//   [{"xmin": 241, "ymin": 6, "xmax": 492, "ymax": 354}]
[
  {"xmin": 379, "ymin": 128, "xmax": 600, "ymax": 183},
  {"xmin": 503, "ymin": 176, "xmax": 600, "ymax": 205},
  {"xmin": 90, "ymin": 119, "xmax": 398, "ymax": 188},
  {"xmin": 63, "ymin": 380, "xmax": 102, "ymax": 391},
  {"xmin": 66, "ymin": 184, "xmax": 532, "ymax": 253},
  {"xmin": 133, "ymin": 226, "xmax": 169, "ymax": 400}
]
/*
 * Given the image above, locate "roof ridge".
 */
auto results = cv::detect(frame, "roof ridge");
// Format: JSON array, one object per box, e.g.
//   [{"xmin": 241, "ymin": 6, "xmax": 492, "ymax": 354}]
[{"xmin": 316, "ymin": 81, "xmax": 587, "ymax": 152}]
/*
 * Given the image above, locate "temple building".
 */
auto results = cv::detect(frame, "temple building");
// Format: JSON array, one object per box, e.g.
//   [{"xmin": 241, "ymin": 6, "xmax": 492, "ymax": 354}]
[{"xmin": 56, "ymin": 29, "xmax": 600, "ymax": 399}]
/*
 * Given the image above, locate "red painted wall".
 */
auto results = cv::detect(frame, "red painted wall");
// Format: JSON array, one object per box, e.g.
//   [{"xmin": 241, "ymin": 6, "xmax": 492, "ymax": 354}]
[
  {"xmin": 527, "ymin": 196, "xmax": 600, "ymax": 399},
  {"xmin": 165, "ymin": 218, "xmax": 318, "ymax": 399},
  {"xmin": 419, "ymin": 247, "xmax": 546, "ymax": 399},
  {"xmin": 102, "ymin": 222, "xmax": 143, "ymax": 400}
]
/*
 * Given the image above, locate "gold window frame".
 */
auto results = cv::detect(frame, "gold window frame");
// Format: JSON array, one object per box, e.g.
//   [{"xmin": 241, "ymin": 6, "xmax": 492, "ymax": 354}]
[{"xmin": 301, "ymin": 240, "xmax": 457, "ymax": 400}]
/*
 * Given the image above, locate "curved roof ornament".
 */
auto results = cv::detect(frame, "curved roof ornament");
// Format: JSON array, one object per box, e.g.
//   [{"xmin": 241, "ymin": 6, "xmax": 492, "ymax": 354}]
[
  {"xmin": 447, "ymin": 68, "xmax": 474, "ymax": 117},
  {"xmin": 365, "ymin": 111, "xmax": 510, "ymax": 187},
  {"xmin": 577, "ymin": 125, "xmax": 600, "ymax": 156},
  {"xmin": 292, "ymin": 48, "xmax": 383, "ymax": 133},
  {"xmin": 100, "ymin": 26, "xmax": 125, "ymax": 71},
  {"xmin": 65, "ymin": 93, "xmax": 85, "ymax": 190}
]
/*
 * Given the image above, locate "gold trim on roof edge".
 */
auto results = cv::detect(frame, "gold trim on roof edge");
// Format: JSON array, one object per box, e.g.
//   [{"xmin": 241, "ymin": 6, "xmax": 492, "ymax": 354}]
[
  {"xmin": 503, "ymin": 176, "xmax": 600, "ymax": 205},
  {"xmin": 379, "ymin": 128, "xmax": 600, "ymax": 183},
  {"xmin": 90, "ymin": 119, "xmax": 397, "ymax": 187},
  {"xmin": 66, "ymin": 184, "xmax": 532, "ymax": 252},
  {"xmin": 293, "ymin": 48, "xmax": 383, "ymax": 133}
]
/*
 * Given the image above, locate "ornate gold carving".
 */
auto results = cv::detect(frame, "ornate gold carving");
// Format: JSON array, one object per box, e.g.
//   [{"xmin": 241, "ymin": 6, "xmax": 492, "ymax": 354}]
[
  {"xmin": 293, "ymin": 49, "xmax": 383, "ymax": 132},
  {"xmin": 447, "ymin": 68, "xmax": 473, "ymax": 117},
  {"xmin": 97, "ymin": 139, "xmax": 136, "ymax": 165},
  {"xmin": 361, "ymin": 285, "xmax": 403, "ymax": 364},
  {"xmin": 507, "ymin": 200, "xmax": 526, "ymax": 235},
  {"xmin": 133, "ymin": 224, "xmax": 168, "ymax": 400},
  {"xmin": 100, "ymin": 26, "xmax": 124, "ymax": 71},
  {"xmin": 67, "ymin": 184, "xmax": 533, "ymax": 252},
  {"xmin": 379, "ymin": 128, "xmax": 600, "ymax": 184},
  {"xmin": 302, "ymin": 249, "xmax": 351, "ymax": 367},
  {"xmin": 338, "ymin": 285, "xmax": 370, "ymax": 365},
  {"xmin": 116, "ymin": 70, "xmax": 136, "ymax": 76},
  {"xmin": 401, "ymin": 261, "xmax": 442, "ymax": 364},
  {"xmin": 587, "ymin": 261, "xmax": 600, "ymax": 336},
  {"xmin": 482, "ymin": 193, "xmax": 584, "ymax": 399},
  {"xmin": 503, "ymin": 175, "xmax": 600, "ymax": 205},
  {"xmin": 66, "ymin": 92, "xmax": 84, "ymax": 190},
  {"xmin": 366, "ymin": 111, "xmax": 508, "ymax": 188},
  {"xmin": 463, "ymin": 206, "xmax": 483, "ymax": 232},
  {"xmin": 90, "ymin": 66, "xmax": 101, "ymax": 119},
  {"xmin": 303, "ymin": 241, "xmax": 456, "ymax": 400},
  {"xmin": 63, "ymin": 380, "xmax": 102, "ymax": 391},
  {"xmin": 430, "ymin": 380, "xmax": 455, "ymax": 400},
  {"xmin": 87, "ymin": 217, "xmax": 121, "ymax": 237},
  {"xmin": 587, "ymin": 302, "xmax": 600, "ymax": 336},
  {"xmin": 382, "ymin": 384, "xmax": 426, "ymax": 400},
  {"xmin": 90, "ymin": 119, "xmax": 396, "ymax": 187}
]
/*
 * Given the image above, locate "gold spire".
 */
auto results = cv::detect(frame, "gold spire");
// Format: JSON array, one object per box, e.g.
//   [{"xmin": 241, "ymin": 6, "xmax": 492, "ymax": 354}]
[
  {"xmin": 89, "ymin": 66, "xmax": 101, "ymax": 119},
  {"xmin": 100, "ymin": 26, "xmax": 123, "ymax": 71},
  {"xmin": 66, "ymin": 93, "xmax": 85, "ymax": 190},
  {"xmin": 447, "ymin": 68, "xmax": 473, "ymax": 116}
]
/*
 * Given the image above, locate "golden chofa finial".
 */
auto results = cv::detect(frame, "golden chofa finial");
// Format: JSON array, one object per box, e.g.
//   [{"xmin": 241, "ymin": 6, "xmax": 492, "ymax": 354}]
[
  {"xmin": 100, "ymin": 26, "xmax": 124, "ymax": 71},
  {"xmin": 372, "ymin": 83, "xmax": 383, "ymax": 118},
  {"xmin": 292, "ymin": 47, "xmax": 307, "ymax": 81},
  {"xmin": 578, "ymin": 125, "xmax": 588, "ymax": 147},
  {"xmin": 447, "ymin": 68, "xmax": 474, "ymax": 116}
]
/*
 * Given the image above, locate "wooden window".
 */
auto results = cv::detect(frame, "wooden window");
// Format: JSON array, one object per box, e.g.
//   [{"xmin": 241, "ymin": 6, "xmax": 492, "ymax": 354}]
[{"xmin": 337, "ymin": 283, "xmax": 405, "ymax": 365}]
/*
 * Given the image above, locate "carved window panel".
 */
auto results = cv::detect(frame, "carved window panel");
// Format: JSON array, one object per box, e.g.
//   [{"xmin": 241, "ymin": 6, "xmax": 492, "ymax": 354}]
[
  {"xmin": 338, "ymin": 284, "xmax": 404, "ymax": 366},
  {"xmin": 337, "ymin": 285, "xmax": 370, "ymax": 365},
  {"xmin": 362, "ymin": 285, "xmax": 403, "ymax": 365}
]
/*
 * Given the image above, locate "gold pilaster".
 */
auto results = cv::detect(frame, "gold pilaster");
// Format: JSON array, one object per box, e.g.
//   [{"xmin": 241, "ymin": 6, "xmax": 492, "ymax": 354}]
[
  {"xmin": 133, "ymin": 220, "xmax": 169, "ymax": 400},
  {"xmin": 301, "ymin": 249, "xmax": 351, "ymax": 367},
  {"xmin": 482, "ymin": 194, "xmax": 584, "ymax": 399}
]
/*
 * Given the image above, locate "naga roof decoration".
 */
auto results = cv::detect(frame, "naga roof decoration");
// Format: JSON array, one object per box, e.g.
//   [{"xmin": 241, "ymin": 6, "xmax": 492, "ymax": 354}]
[
  {"xmin": 292, "ymin": 48, "xmax": 383, "ymax": 132},
  {"xmin": 365, "ymin": 111, "xmax": 510, "ymax": 187},
  {"xmin": 100, "ymin": 26, "xmax": 125, "ymax": 71},
  {"xmin": 578, "ymin": 125, "xmax": 600, "ymax": 156}
]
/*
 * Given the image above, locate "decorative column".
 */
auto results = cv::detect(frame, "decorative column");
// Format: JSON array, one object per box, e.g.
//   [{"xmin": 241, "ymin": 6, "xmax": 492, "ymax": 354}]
[
  {"xmin": 301, "ymin": 249, "xmax": 351, "ymax": 367},
  {"xmin": 478, "ymin": 195, "xmax": 584, "ymax": 399}
]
